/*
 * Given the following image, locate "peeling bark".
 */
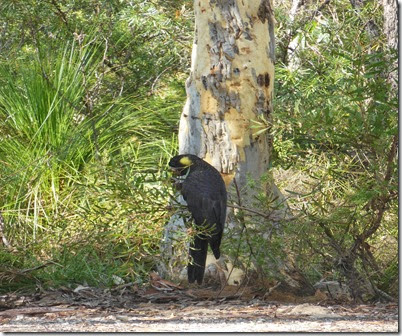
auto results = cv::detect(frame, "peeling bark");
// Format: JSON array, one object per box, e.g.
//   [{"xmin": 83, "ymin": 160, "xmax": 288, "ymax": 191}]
[{"xmin": 179, "ymin": 0, "xmax": 275, "ymax": 186}]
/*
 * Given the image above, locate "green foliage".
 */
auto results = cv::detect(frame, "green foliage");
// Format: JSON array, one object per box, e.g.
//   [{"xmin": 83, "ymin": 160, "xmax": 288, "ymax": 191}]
[
  {"xmin": 272, "ymin": 0, "xmax": 398, "ymax": 298},
  {"xmin": 222, "ymin": 174, "xmax": 290, "ymax": 285},
  {"xmin": 0, "ymin": 0, "xmax": 397, "ymax": 301},
  {"xmin": 0, "ymin": 0, "xmax": 193, "ymax": 95},
  {"xmin": 0, "ymin": 0, "xmax": 190, "ymax": 290}
]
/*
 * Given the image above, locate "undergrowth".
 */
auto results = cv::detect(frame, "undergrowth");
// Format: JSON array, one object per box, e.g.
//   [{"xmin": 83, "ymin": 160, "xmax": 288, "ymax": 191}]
[{"xmin": 0, "ymin": 33, "xmax": 182, "ymax": 292}]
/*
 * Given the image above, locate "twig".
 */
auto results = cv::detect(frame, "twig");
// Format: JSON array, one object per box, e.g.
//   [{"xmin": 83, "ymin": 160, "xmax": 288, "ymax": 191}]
[
  {"xmin": 310, "ymin": 0, "xmax": 332, "ymax": 21},
  {"xmin": 150, "ymin": 65, "xmax": 174, "ymax": 94},
  {"xmin": 263, "ymin": 281, "xmax": 282, "ymax": 299},
  {"xmin": 151, "ymin": 284, "xmax": 174, "ymax": 292},
  {"xmin": 317, "ymin": 220, "xmax": 344, "ymax": 255},
  {"xmin": 49, "ymin": 0, "xmax": 72, "ymax": 33},
  {"xmin": 0, "ymin": 211, "xmax": 12, "ymax": 250},
  {"xmin": 227, "ymin": 204, "xmax": 271, "ymax": 218},
  {"xmin": 111, "ymin": 282, "xmax": 135, "ymax": 291},
  {"xmin": 282, "ymin": 0, "xmax": 332, "ymax": 63},
  {"xmin": 19, "ymin": 260, "xmax": 62, "ymax": 274},
  {"xmin": 0, "ymin": 306, "xmax": 77, "ymax": 317},
  {"xmin": 372, "ymin": 285, "xmax": 396, "ymax": 303}
]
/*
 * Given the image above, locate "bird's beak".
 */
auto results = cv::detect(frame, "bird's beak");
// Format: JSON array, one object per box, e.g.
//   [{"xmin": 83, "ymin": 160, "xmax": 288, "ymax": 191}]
[{"xmin": 169, "ymin": 166, "xmax": 183, "ymax": 175}]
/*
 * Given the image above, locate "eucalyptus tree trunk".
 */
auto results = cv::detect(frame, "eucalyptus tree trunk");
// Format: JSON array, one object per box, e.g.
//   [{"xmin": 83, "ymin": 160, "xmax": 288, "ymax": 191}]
[
  {"xmin": 179, "ymin": 0, "xmax": 275, "ymax": 189},
  {"xmin": 161, "ymin": 0, "xmax": 313, "ymax": 294}
]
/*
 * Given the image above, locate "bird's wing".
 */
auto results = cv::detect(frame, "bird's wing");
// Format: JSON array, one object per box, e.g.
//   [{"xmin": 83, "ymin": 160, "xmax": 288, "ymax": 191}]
[
  {"xmin": 182, "ymin": 182, "xmax": 223, "ymax": 230},
  {"xmin": 181, "ymin": 170, "xmax": 226, "ymax": 261}
]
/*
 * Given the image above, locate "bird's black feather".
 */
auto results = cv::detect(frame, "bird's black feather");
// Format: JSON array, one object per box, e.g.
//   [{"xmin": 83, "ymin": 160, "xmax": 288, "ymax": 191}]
[
  {"xmin": 188, "ymin": 236, "xmax": 208, "ymax": 284},
  {"xmin": 169, "ymin": 154, "xmax": 227, "ymax": 284}
]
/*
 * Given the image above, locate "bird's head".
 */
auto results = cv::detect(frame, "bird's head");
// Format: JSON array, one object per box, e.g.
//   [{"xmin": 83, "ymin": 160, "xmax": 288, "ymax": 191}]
[{"xmin": 168, "ymin": 154, "xmax": 199, "ymax": 176}]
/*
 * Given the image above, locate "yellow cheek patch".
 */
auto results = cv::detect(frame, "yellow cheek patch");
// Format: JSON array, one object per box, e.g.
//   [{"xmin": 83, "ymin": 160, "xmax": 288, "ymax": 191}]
[{"xmin": 179, "ymin": 156, "xmax": 193, "ymax": 167}]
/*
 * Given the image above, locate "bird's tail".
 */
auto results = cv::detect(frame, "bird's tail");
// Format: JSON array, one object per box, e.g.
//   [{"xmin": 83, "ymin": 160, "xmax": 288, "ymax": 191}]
[
  {"xmin": 209, "ymin": 230, "xmax": 222, "ymax": 260},
  {"xmin": 188, "ymin": 236, "xmax": 208, "ymax": 285}
]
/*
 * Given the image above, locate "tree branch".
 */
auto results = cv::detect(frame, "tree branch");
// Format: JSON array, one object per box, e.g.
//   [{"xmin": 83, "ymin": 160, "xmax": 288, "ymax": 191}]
[
  {"xmin": 227, "ymin": 204, "xmax": 272, "ymax": 219},
  {"xmin": 351, "ymin": 134, "xmax": 397, "ymax": 254}
]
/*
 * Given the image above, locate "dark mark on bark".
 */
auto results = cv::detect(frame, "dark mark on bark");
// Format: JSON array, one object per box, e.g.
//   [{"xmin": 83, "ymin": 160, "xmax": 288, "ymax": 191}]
[
  {"xmin": 202, "ymin": 76, "xmax": 208, "ymax": 90},
  {"xmin": 264, "ymin": 73, "xmax": 270, "ymax": 87},
  {"xmin": 257, "ymin": 74, "xmax": 264, "ymax": 87},
  {"xmin": 257, "ymin": 0, "xmax": 273, "ymax": 23},
  {"xmin": 255, "ymin": 90, "xmax": 272, "ymax": 118},
  {"xmin": 243, "ymin": 27, "xmax": 253, "ymax": 40},
  {"xmin": 256, "ymin": 72, "xmax": 270, "ymax": 87},
  {"xmin": 257, "ymin": 0, "xmax": 275, "ymax": 62},
  {"xmin": 194, "ymin": 27, "xmax": 198, "ymax": 45}
]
